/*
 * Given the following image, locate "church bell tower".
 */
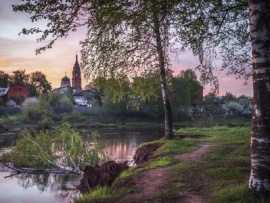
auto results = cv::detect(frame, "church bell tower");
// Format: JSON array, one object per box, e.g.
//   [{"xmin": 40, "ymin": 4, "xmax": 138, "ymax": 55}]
[{"xmin": 72, "ymin": 54, "xmax": 82, "ymax": 90}]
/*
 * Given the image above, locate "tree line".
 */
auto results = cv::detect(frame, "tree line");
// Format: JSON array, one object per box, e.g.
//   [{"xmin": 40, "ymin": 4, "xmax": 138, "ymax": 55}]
[
  {"xmin": 0, "ymin": 70, "xmax": 52, "ymax": 95},
  {"xmin": 87, "ymin": 69, "xmax": 202, "ymax": 121},
  {"xmin": 15, "ymin": 68, "xmax": 201, "ymax": 124}
]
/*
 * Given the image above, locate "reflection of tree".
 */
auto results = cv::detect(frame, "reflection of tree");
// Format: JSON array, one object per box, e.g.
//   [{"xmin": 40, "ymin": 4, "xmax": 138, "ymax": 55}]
[
  {"xmin": 54, "ymin": 189, "xmax": 81, "ymax": 203},
  {"xmin": 50, "ymin": 174, "xmax": 73, "ymax": 191},
  {"xmin": 15, "ymin": 173, "xmax": 81, "ymax": 202},
  {"xmin": 16, "ymin": 174, "xmax": 49, "ymax": 192},
  {"xmin": 50, "ymin": 174, "xmax": 81, "ymax": 202}
]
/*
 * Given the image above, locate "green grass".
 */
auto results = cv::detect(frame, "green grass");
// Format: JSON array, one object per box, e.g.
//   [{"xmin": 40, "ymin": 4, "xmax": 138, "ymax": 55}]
[
  {"xmin": 211, "ymin": 185, "xmax": 249, "ymax": 203},
  {"xmin": 156, "ymin": 138, "xmax": 198, "ymax": 154},
  {"xmin": 75, "ymin": 186, "xmax": 134, "ymax": 203},
  {"xmin": 127, "ymin": 126, "xmax": 252, "ymax": 202},
  {"xmin": 170, "ymin": 161, "xmax": 196, "ymax": 172},
  {"xmin": 176, "ymin": 126, "xmax": 250, "ymax": 145},
  {"xmin": 176, "ymin": 125, "xmax": 253, "ymax": 202},
  {"xmin": 70, "ymin": 124, "xmax": 259, "ymax": 203},
  {"xmin": 148, "ymin": 156, "xmax": 173, "ymax": 169},
  {"xmin": 212, "ymin": 185, "xmax": 270, "ymax": 203},
  {"xmin": 117, "ymin": 167, "xmax": 136, "ymax": 179},
  {"xmin": 169, "ymin": 162, "xmax": 197, "ymax": 189},
  {"xmin": 226, "ymin": 116, "xmax": 251, "ymax": 127},
  {"xmin": 116, "ymin": 155, "xmax": 173, "ymax": 177},
  {"xmin": 207, "ymin": 166, "xmax": 247, "ymax": 180}
]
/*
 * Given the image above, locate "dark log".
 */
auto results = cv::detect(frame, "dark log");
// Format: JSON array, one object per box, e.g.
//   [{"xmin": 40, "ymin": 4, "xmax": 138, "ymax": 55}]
[{"xmin": 78, "ymin": 160, "xmax": 129, "ymax": 192}]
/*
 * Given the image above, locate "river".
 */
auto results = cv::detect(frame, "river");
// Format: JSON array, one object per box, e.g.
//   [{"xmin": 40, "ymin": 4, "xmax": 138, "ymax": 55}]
[{"xmin": 0, "ymin": 127, "xmax": 163, "ymax": 203}]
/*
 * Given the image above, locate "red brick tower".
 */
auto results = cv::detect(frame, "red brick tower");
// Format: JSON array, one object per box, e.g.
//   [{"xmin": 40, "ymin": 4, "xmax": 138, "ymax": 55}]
[{"xmin": 72, "ymin": 54, "xmax": 82, "ymax": 90}]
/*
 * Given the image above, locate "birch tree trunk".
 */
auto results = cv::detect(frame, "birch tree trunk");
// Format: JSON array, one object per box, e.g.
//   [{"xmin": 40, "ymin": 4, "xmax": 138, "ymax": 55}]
[
  {"xmin": 248, "ymin": 0, "xmax": 270, "ymax": 193},
  {"xmin": 153, "ymin": 11, "xmax": 174, "ymax": 139}
]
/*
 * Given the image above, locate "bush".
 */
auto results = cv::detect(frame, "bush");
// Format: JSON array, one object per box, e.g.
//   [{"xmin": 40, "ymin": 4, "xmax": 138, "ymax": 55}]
[
  {"xmin": 2, "ymin": 122, "xmax": 108, "ymax": 171},
  {"xmin": 0, "ymin": 97, "xmax": 5, "ymax": 106},
  {"xmin": 22, "ymin": 97, "xmax": 39, "ymax": 107},
  {"xmin": 0, "ymin": 107, "xmax": 21, "ymax": 116},
  {"xmin": 53, "ymin": 106, "xmax": 73, "ymax": 114},
  {"xmin": 173, "ymin": 107, "xmax": 192, "ymax": 121},
  {"xmin": 6, "ymin": 100, "xmax": 17, "ymax": 107},
  {"xmin": 22, "ymin": 98, "xmax": 52, "ymax": 123},
  {"xmin": 222, "ymin": 99, "xmax": 252, "ymax": 116}
]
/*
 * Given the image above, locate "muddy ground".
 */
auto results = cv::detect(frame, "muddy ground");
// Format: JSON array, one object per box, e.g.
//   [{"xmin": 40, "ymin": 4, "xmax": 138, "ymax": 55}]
[{"xmin": 112, "ymin": 142, "xmax": 215, "ymax": 203}]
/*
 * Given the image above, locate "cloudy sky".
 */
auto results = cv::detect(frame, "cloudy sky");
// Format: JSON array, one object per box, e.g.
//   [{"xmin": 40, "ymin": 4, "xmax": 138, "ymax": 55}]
[{"xmin": 0, "ymin": 0, "xmax": 253, "ymax": 96}]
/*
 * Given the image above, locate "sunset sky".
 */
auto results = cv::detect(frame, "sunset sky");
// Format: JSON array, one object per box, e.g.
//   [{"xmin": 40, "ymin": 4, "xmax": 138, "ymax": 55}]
[{"xmin": 0, "ymin": 0, "xmax": 253, "ymax": 97}]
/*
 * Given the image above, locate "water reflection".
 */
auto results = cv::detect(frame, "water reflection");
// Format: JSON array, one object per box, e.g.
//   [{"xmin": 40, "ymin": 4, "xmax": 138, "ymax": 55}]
[
  {"xmin": 100, "ymin": 128, "xmax": 163, "ymax": 162},
  {"xmin": 0, "ymin": 172, "xmax": 81, "ymax": 203},
  {"xmin": 0, "ymin": 127, "xmax": 163, "ymax": 203},
  {"xmin": 17, "ymin": 173, "xmax": 50, "ymax": 191}
]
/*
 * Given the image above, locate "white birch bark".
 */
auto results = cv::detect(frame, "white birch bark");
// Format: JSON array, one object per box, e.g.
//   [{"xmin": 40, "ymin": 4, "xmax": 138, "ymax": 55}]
[
  {"xmin": 248, "ymin": 0, "xmax": 270, "ymax": 193},
  {"xmin": 152, "ymin": 10, "xmax": 174, "ymax": 139}
]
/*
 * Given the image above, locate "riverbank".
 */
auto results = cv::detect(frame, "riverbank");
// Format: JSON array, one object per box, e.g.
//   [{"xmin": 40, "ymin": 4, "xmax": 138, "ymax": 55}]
[
  {"xmin": 75, "ymin": 126, "xmax": 269, "ymax": 203},
  {"xmin": 0, "ymin": 114, "xmax": 256, "ymax": 202}
]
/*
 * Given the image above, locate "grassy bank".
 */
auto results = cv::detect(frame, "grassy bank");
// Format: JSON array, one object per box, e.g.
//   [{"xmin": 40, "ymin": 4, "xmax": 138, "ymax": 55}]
[
  {"xmin": 75, "ymin": 125, "xmax": 270, "ymax": 203},
  {"xmin": 1, "ymin": 114, "xmax": 258, "ymax": 202}
]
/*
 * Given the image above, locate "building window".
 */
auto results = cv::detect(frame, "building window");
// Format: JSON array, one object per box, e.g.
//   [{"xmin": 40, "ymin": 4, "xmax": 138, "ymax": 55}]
[
  {"xmin": 18, "ymin": 88, "xmax": 22, "ymax": 91},
  {"xmin": 13, "ymin": 88, "xmax": 17, "ymax": 91}
]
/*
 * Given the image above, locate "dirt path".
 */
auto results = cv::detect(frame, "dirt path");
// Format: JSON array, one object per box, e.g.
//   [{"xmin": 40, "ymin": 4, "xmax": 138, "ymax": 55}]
[
  {"xmin": 114, "ymin": 142, "xmax": 215, "ymax": 203},
  {"xmin": 116, "ymin": 168, "xmax": 169, "ymax": 203},
  {"xmin": 175, "ymin": 142, "xmax": 215, "ymax": 203},
  {"xmin": 174, "ymin": 142, "xmax": 215, "ymax": 162}
]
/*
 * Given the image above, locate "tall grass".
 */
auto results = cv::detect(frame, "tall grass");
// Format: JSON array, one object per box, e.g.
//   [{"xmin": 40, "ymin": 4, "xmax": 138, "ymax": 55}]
[
  {"xmin": 74, "ymin": 186, "xmax": 133, "ymax": 203},
  {"xmin": 176, "ymin": 126, "xmax": 250, "ymax": 145},
  {"xmin": 157, "ymin": 138, "xmax": 198, "ymax": 154}
]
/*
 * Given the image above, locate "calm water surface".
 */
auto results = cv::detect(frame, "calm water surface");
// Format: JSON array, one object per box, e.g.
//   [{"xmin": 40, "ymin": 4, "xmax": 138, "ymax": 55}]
[
  {"xmin": 0, "ymin": 127, "xmax": 163, "ymax": 203},
  {"xmin": 0, "ymin": 172, "xmax": 79, "ymax": 203}
]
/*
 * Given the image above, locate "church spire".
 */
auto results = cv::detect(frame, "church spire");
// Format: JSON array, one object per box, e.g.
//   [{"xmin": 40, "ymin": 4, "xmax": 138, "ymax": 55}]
[
  {"xmin": 74, "ymin": 54, "xmax": 79, "ymax": 67},
  {"xmin": 72, "ymin": 53, "xmax": 82, "ymax": 90}
]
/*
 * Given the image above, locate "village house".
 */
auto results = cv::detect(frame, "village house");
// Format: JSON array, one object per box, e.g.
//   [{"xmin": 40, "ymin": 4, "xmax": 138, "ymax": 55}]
[
  {"xmin": 0, "ymin": 83, "xmax": 29, "ymax": 105},
  {"xmin": 73, "ymin": 89, "xmax": 98, "ymax": 107}
]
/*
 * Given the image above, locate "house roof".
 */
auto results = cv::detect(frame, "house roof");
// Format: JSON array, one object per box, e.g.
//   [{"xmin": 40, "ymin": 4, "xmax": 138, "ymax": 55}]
[
  {"xmin": 52, "ymin": 85, "xmax": 71, "ymax": 93},
  {"xmin": 0, "ymin": 88, "xmax": 7, "ymax": 96},
  {"xmin": 72, "ymin": 89, "xmax": 96, "ymax": 96}
]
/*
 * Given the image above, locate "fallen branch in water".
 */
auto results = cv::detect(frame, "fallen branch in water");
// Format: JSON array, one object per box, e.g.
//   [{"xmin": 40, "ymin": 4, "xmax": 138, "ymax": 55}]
[
  {"xmin": 0, "ymin": 122, "xmax": 107, "ymax": 175},
  {"xmin": 2, "ymin": 162, "xmax": 81, "ymax": 175}
]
